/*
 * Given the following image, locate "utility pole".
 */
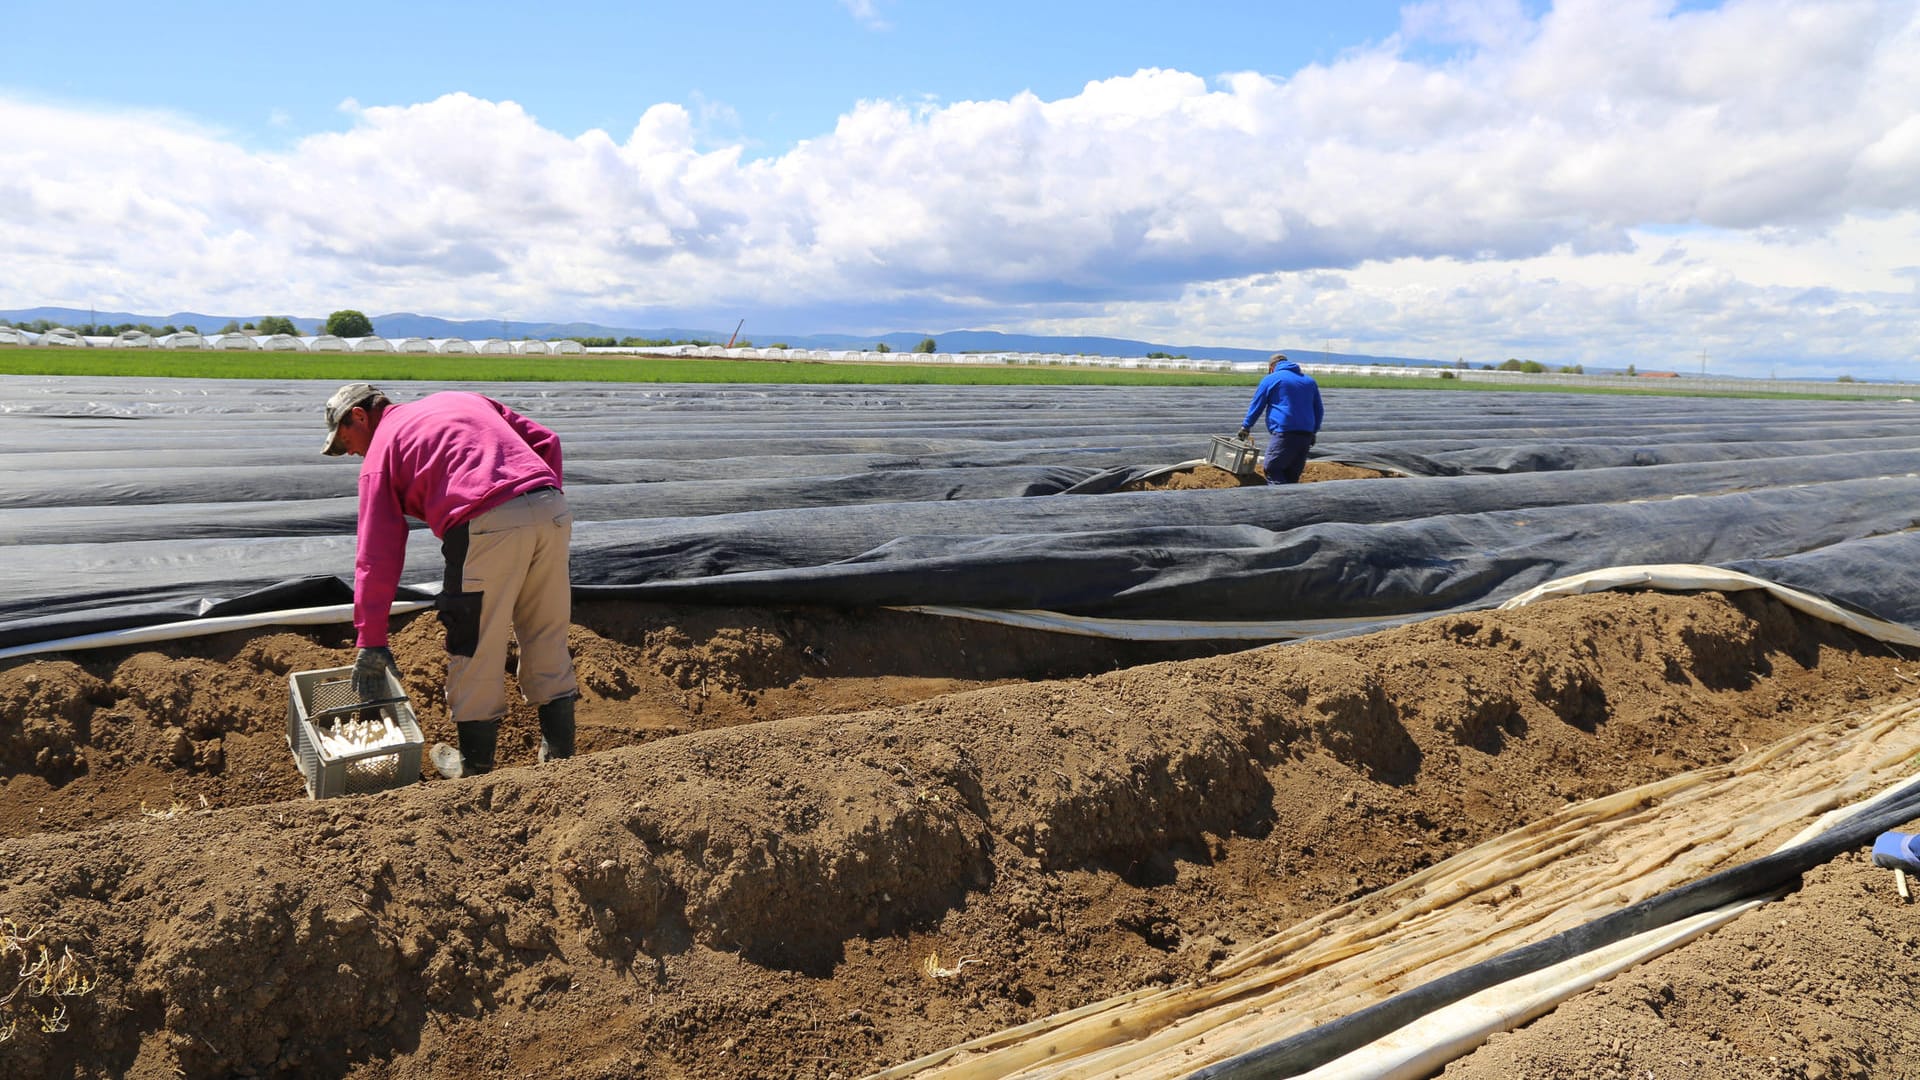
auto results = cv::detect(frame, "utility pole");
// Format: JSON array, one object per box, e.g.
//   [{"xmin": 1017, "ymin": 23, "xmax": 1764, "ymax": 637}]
[{"xmin": 1699, "ymin": 350, "xmax": 1707, "ymax": 376}]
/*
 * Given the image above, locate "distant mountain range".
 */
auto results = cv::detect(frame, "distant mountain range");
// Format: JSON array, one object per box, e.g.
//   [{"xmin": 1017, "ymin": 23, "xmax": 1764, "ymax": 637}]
[{"xmin": 0, "ymin": 305, "xmax": 1446, "ymax": 368}]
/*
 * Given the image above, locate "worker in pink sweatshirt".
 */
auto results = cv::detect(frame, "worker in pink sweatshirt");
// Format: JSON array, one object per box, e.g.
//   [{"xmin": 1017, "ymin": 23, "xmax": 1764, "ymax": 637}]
[{"xmin": 321, "ymin": 382, "xmax": 577, "ymax": 778}]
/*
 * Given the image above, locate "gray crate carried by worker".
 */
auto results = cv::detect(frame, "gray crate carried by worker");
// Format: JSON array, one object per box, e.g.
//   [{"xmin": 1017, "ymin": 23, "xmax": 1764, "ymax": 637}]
[
  {"xmin": 286, "ymin": 666, "xmax": 424, "ymax": 799},
  {"xmin": 1206, "ymin": 434, "xmax": 1260, "ymax": 477}
]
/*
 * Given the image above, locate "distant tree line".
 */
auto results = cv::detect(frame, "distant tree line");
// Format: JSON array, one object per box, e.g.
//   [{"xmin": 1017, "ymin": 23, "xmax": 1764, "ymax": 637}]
[
  {"xmin": 3, "ymin": 313, "xmax": 310, "ymax": 337},
  {"xmin": 1493, "ymin": 358, "xmax": 1584, "ymax": 374},
  {"xmin": 2, "ymin": 317, "xmax": 201, "ymax": 335}
]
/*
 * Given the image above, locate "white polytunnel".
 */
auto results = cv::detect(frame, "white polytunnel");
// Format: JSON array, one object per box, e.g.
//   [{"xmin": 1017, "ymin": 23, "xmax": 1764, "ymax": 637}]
[
  {"xmin": 296, "ymin": 334, "xmax": 348, "ymax": 352},
  {"xmin": 344, "ymin": 336, "xmax": 391, "ymax": 353},
  {"xmin": 0, "ymin": 326, "xmax": 37, "ymax": 345},
  {"xmin": 112, "ymin": 330, "xmax": 156, "ymax": 348},
  {"xmin": 428, "ymin": 338, "xmax": 475, "ymax": 354},
  {"xmin": 251, "ymin": 333, "xmax": 305, "ymax": 351},
  {"xmin": 203, "ymin": 332, "xmax": 259, "ymax": 350},
  {"xmin": 548, "ymin": 339, "xmax": 585, "ymax": 355},
  {"xmin": 156, "ymin": 331, "xmax": 206, "ymax": 349},
  {"xmin": 473, "ymin": 338, "xmax": 512, "ymax": 355},
  {"xmin": 510, "ymin": 339, "xmax": 551, "ymax": 355},
  {"xmin": 389, "ymin": 337, "xmax": 433, "ymax": 354},
  {"xmin": 39, "ymin": 327, "xmax": 86, "ymax": 347}
]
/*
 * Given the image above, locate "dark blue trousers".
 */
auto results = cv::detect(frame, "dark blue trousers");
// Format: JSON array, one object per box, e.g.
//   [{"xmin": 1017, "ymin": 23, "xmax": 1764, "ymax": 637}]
[{"xmin": 1263, "ymin": 430, "xmax": 1316, "ymax": 485}]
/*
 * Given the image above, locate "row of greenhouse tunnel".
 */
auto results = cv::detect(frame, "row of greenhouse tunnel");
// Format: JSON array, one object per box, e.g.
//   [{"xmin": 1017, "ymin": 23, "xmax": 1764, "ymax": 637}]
[
  {"xmin": 0, "ymin": 325, "xmax": 1263, "ymax": 370},
  {"xmin": 0, "ymin": 326, "xmax": 590, "ymax": 355},
  {"xmin": 1, "ymin": 323, "xmax": 1443, "ymax": 376}
]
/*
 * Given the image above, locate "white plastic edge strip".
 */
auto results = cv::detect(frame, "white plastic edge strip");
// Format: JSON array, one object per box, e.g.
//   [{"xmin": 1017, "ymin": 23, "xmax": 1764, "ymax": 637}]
[
  {"xmin": 0, "ymin": 599, "xmax": 437, "ymax": 662},
  {"xmin": 1279, "ymin": 727, "xmax": 1920, "ymax": 1080},
  {"xmin": 898, "ymin": 562, "xmax": 1920, "ymax": 645},
  {"xmin": 886, "ymin": 606, "xmax": 1431, "ymax": 642},
  {"xmin": 1295, "ymin": 898, "xmax": 1770, "ymax": 1080},
  {"xmin": 1496, "ymin": 563, "xmax": 1920, "ymax": 648},
  {"xmin": 8, "ymin": 562, "xmax": 1914, "ymax": 661}
]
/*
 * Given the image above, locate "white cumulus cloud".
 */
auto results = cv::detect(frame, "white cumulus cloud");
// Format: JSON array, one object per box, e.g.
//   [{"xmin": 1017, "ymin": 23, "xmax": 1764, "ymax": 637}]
[{"xmin": 1, "ymin": 0, "xmax": 1916, "ymax": 376}]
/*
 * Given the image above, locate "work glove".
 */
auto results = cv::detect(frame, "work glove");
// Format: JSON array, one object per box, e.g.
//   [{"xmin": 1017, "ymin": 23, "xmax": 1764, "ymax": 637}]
[
  {"xmin": 352, "ymin": 646, "xmax": 396, "ymax": 702},
  {"xmin": 1236, "ymin": 427, "xmax": 1251, "ymax": 441}
]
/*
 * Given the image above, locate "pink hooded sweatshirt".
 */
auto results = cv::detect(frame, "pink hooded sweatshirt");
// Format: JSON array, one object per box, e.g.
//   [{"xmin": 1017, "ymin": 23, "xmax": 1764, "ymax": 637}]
[{"xmin": 353, "ymin": 392, "xmax": 563, "ymax": 647}]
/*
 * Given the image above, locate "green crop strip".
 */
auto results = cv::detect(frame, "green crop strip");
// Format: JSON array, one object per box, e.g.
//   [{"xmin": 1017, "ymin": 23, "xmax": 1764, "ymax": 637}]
[{"xmin": 0, "ymin": 348, "xmax": 1857, "ymax": 398}]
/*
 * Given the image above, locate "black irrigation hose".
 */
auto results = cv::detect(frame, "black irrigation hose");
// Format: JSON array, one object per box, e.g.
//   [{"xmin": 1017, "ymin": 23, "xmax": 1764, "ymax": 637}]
[{"xmin": 1189, "ymin": 779, "xmax": 1920, "ymax": 1079}]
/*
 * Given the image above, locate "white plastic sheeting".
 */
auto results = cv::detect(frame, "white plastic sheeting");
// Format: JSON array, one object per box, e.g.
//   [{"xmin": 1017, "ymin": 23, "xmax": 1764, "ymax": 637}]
[
  {"xmin": 1500, "ymin": 564, "xmax": 1920, "ymax": 648},
  {"xmin": 0, "ymin": 599, "xmax": 437, "ymax": 662}
]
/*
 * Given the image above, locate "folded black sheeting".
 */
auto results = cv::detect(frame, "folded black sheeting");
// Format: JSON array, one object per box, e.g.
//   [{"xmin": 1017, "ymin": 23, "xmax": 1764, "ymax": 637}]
[{"xmin": 6, "ymin": 375, "xmax": 1920, "ymax": 649}]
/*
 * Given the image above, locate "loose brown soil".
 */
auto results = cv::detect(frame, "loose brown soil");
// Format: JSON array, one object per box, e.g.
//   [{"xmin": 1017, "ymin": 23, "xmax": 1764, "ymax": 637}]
[
  {"xmin": 3, "ymin": 589, "xmax": 1919, "ymax": 1078},
  {"xmin": 1121, "ymin": 460, "xmax": 1392, "ymax": 490}
]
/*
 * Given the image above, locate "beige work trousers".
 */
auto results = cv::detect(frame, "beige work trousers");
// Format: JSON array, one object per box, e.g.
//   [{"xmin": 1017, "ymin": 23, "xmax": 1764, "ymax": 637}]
[{"xmin": 441, "ymin": 487, "xmax": 577, "ymax": 725}]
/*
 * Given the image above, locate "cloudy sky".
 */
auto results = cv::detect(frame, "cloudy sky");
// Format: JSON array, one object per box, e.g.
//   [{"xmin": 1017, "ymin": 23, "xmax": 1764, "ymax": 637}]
[{"xmin": 3, "ymin": 0, "xmax": 1916, "ymax": 376}]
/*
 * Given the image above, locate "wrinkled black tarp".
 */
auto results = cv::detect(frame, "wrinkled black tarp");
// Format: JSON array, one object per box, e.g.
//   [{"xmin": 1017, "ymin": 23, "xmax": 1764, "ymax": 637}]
[{"xmin": 5, "ymin": 375, "xmax": 1920, "ymax": 648}]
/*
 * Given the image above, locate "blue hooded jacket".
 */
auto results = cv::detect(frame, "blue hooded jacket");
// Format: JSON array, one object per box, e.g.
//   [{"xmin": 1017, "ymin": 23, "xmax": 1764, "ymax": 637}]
[{"xmin": 1242, "ymin": 359, "xmax": 1324, "ymax": 434}]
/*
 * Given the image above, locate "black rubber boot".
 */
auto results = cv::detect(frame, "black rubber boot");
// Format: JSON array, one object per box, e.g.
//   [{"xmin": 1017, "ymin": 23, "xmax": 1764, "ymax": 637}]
[
  {"xmin": 538, "ymin": 696, "xmax": 575, "ymax": 763},
  {"xmin": 456, "ymin": 719, "xmax": 499, "ymax": 775}
]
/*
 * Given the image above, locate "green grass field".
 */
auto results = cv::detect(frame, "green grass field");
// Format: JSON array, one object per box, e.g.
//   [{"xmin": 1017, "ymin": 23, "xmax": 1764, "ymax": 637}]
[{"xmin": 0, "ymin": 347, "xmax": 1849, "ymax": 397}]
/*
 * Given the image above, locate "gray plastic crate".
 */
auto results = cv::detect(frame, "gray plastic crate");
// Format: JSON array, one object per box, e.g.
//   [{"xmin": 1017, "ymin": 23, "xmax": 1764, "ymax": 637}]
[
  {"xmin": 1206, "ymin": 434, "xmax": 1260, "ymax": 477},
  {"xmin": 286, "ymin": 665, "xmax": 424, "ymax": 799}
]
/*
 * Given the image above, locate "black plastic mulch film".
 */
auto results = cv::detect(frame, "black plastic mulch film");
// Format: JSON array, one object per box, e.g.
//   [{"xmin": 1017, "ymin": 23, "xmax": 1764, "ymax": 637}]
[{"xmin": 6, "ymin": 375, "xmax": 1920, "ymax": 648}]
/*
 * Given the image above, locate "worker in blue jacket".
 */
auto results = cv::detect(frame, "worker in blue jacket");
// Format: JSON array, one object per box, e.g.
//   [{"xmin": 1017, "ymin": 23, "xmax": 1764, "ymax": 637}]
[{"xmin": 1238, "ymin": 353, "xmax": 1324, "ymax": 485}]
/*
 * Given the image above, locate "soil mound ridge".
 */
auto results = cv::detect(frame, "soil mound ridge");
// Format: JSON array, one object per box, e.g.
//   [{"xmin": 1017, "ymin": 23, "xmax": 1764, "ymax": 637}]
[{"xmin": 1, "ymin": 589, "xmax": 1914, "ymax": 1078}]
